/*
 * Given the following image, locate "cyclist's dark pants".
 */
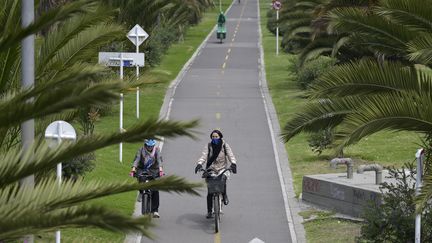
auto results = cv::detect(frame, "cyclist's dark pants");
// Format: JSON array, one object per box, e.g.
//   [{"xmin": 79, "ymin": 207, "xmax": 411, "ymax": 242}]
[
  {"xmin": 151, "ymin": 190, "xmax": 159, "ymax": 212},
  {"xmin": 207, "ymin": 184, "xmax": 227, "ymax": 213}
]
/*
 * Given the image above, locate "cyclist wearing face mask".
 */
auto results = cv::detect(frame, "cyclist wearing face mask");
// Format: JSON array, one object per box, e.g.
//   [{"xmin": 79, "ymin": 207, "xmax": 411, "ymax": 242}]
[
  {"xmin": 130, "ymin": 139, "xmax": 164, "ymax": 218},
  {"xmin": 194, "ymin": 129, "xmax": 237, "ymax": 218}
]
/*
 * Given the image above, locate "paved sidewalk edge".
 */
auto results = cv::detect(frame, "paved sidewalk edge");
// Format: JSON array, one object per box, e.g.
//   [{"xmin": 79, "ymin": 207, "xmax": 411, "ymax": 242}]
[
  {"xmin": 257, "ymin": 1, "xmax": 306, "ymax": 242},
  {"xmin": 124, "ymin": 3, "xmax": 235, "ymax": 243}
]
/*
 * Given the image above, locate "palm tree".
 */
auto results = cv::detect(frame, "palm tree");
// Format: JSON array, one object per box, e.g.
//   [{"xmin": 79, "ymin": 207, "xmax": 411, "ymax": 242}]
[
  {"xmin": 280, "ymin": 0, "xmax": 432, "ymax": 210},
  {"xmin": 277, "ymin": 0, "xmax": 379, "ymax": 65},
  {"xmin": 0, "ymin": 1, "xmax": 125, "ymax": 151},
  {"xmin": 0, "ymin": 0, "xmax": 201, "ymax": 240},
  {"xmin": 282, "ymin": 0, "xmax": 432, "ymax": 143}
]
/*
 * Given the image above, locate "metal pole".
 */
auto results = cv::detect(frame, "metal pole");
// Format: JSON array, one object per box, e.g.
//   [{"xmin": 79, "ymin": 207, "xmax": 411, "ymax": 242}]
[
  {"xmin": 21, "ymin": 0, "xmax": 35, "ymax": 242},
  {"xmin": 415, "ymin": 148, "xmax": 424, "ymax": 243},
  {"xmin": 55, "ymin": 123, "xmax": 62, "ymax": 243},
  {"xmin": 219, "ymin": 0, "xmax": 222, "ymax": 12},
  {"xmin": 119, "ymin": 54, "xmax": 124, "ymax": 162},
  {"xmin": 276, "ymin": 9, "xmax": 279, "ymax": 56},
  {"xmin": 136, "ymin": 28, "xmax": 140, "ymax": 119}
]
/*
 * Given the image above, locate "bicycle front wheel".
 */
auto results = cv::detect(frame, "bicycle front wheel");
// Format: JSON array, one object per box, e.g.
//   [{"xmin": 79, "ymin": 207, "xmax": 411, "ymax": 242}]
[
  {"xmin": 142, "ymin": 193, "xmax": 152, "ymax": 215},
  {"xmin": 213, "ymin": 194, "xmax": 221, "ymax": 233}
]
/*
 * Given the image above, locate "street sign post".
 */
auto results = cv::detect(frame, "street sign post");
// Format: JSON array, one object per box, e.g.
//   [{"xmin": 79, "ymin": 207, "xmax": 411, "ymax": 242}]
[
  {"xmin": 98, "ymin": 52, "xmax": 145, "ymax": 163},
  {"xmin": 98, "ymin": 52, "xmax": 145, "ymax": 67},
  {"xmin": 45, "ymin": 121, "xmax": 77, "ymax": 243},
  {"xmin": 127, "ymin": 24, "xmax": 149, "ymax": 119},
  {"xmin": 272, "ymin": 0, "xmax": 282, "ymax": 55}
]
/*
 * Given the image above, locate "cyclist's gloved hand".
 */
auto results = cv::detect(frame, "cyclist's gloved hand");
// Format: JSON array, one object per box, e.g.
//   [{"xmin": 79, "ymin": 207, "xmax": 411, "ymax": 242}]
[
  {"xmin": 129, "ymin": 167, "xmax": 136, "ymax": 177},
  {"xmin": 195, "ymin": 164, "xmax": 203, "ymax": 174},
  {"xmin": 230, "ymin": 163, "xmax": 237, "ymax": 174}
]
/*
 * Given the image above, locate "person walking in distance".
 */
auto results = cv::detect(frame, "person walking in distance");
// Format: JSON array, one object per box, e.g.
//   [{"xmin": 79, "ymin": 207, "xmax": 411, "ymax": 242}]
[
  {"xmin": 130, "ymin": 139, "xmax": 164, "ymax": 218},
  {"xmin": 195, "ymin": 129, "xmax": 237, "ymax": 218}
]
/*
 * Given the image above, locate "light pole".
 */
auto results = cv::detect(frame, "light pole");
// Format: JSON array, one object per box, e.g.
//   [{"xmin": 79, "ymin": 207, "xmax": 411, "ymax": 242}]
[
  {"xmin": 415, "ymin": 148, "xmax": 424, "ymax": 243},
  {"xmin": 45, "ymin": 121, "xmax": 77, "ymax": 243},
  {"xmin": 21, "ymin": 0, "xmax": 35, "ymax": 241}
]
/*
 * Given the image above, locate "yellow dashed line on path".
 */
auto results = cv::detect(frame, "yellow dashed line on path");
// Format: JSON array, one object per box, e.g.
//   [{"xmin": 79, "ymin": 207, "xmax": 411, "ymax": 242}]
[
  {"xmin": 214, "ymin": 232, "xmax": 221, "ymax": 243},
  {"xmin": 220, "ymin": 0, "xmax": 248, "ymax": 73},
  {"xmin": 215, "ymin": 113, "xmax": 221, "ymax": 120}
]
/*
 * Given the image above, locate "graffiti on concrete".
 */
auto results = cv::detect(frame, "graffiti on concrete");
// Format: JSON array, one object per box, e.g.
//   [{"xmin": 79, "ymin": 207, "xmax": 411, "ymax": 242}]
[
  {"xmin": 303, "ymin": 178, "xmax": 320, "ymax": 192},
  {"xmin": 330, "ymin": 184, "xmax": 345, "ymax": 200},
  {"xmin": 353, "ymin": 189, "xmax": 380, "ymax": 204}
]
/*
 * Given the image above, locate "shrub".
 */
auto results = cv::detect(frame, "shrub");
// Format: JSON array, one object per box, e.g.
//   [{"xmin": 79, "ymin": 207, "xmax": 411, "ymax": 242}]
[
  {"xmin": 145, "ymin": 25, "xmax": 180, "ymax": 67},
  {"xmin": 266, "ymin": 10, "xmax": 276, "ymax": 35},
  {"xmin": 297, "ymin": 56, "xmax": 335, "ymax": 89},
  {"xmin": 307, "ymin": 127, "xmax": 334, "ymax": 155},
  {"xmin": 358, "ymin": 163, "xmax": 432, "ymax": 242},
  {"xmin": 62, "ymin": 152, "xmax": 96, "ymax": 181}
]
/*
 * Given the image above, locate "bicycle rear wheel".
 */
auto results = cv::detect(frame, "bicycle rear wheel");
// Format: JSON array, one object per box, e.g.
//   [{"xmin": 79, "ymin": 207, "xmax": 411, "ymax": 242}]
[
  {"xmin": 213, "ymin": 194, "xmax": 221, "ymax": 233},
  {"xmin": 142, "ymin": 192, "xmax": 152, "ymax": 215}
]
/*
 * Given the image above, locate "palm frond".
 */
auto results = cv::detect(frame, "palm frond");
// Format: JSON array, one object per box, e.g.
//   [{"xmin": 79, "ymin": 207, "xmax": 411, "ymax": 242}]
[
  {"xmin": 335, "ymin": 91, "xmax": 432, "ymax": 151},
  {"xmin": 0, "ymin": 0, "xmax": 98, "ymax": 51},
  {"xmin": 308, "ymin": 59, "xmax": 432, "ymax": 98},
  {"xmin": 38, "ymin": 5, "xmax": 122, "ymax": 75},
  {"xmin": 328, "ymin": 7, "xmax": 414, "ymax": 50},
  {"xmin": 0, "ymin": 118, "xmax": 199, "ymax": 186},
  {"xmin": 281, "ymin": 97, "xmax": 354, "ymax": 142},
  {"xmin": 0, "ymin": 68, "xmax": 123, "ymax": 129},
  {"xmin": 298, "ymin": 35, "xmax": 336, "ymax": 65},
  {"xmin": 0, "ymin": 204, "xmax": 155, "ymax": 240},
  {"xmin": 407, "ymin": 33, "xmax": 432, "ymax": 65},
  {"xmin": 417, "ymin": 172, "xmax": 432, "ymax": 212},
  {"xmin": 377, "ymin": 0, "xmax": 432, "ymax": 32}
]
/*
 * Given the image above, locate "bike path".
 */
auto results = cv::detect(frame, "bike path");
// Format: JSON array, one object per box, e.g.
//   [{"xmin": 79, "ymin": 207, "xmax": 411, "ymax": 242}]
[{"xmin": 139, "ymin": 1, "xmax": 302, "ymax": 242}]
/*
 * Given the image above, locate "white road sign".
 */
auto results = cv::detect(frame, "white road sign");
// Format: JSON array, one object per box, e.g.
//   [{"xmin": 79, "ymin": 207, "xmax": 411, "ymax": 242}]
[
  {"xmin": 98, "ymin": 52, "xmax": 145, "ymax": 67},
  {"xmin": 45, "ymin": 121, "xmax": 77, "ymax": 148},
  {"xmin": 272, "ymin": 0, "xmax": 282, "ymax": 10},
  {"xmin": 127, "ymin": 24, "xmax": 149, "ymax": 46}
]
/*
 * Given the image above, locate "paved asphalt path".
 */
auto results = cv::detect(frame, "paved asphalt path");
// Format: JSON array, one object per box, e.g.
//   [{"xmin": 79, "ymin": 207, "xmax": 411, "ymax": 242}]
[{"xmin": 142, "ymin": 1, "xmax": 294, "ymax": 242}]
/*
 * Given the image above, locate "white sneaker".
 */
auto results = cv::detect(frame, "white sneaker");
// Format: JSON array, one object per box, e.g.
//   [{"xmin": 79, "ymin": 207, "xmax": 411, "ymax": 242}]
[{"xmin": 152, "ymin": 212, "xmax": 160, "ymax": 218}]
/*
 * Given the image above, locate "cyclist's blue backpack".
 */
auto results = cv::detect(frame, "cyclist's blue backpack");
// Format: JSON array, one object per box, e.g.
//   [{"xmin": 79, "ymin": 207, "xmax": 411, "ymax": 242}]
[{"xmin": 142, "ymin": 147, "xmax": 159, "ymax": 170}]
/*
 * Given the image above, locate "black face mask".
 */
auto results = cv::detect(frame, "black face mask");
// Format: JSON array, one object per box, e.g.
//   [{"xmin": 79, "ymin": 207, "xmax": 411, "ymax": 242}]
[{"xmin": 211, "ymin": 138, "xmax": 221, "ymax": 145}]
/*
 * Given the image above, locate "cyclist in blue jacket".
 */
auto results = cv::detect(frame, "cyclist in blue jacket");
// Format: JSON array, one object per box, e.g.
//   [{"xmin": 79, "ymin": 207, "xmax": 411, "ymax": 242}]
[{"xmin": 131, "ymin": 139, "xmax": 164, "ymax": 218}]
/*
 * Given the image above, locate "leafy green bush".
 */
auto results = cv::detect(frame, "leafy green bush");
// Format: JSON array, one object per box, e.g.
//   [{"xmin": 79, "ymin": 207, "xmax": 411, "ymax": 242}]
[
  {"xmin": 266, "ymin": 9, "xmax": 276, "ymax": 35},
  {"xmin": 307, "ymin": 127, "xmax": 334, "ymax": 155},
  {"xmin": 358, "ymin": 163, "xmax": 432, "ymax": 242},
  {"xmin": 62, "ymin": 153, "xmax": 96, "ymax": 181},
  {"xmin": 297, "ymin": 56, "xmax": 335, "ymax": 89},
  {"xmin": 145, "ymin": 25, "xmax": 180, "ymax": 67}
]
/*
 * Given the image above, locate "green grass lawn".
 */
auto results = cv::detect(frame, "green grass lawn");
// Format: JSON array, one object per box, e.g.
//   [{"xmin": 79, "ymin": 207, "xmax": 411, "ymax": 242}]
[
  {"xmin": 258, "ymin": 1, "xmax": 421, "ymax": 242},
  {"xmin": 41, "ymin": 1, "xmax": 234, "ymax": 242}
]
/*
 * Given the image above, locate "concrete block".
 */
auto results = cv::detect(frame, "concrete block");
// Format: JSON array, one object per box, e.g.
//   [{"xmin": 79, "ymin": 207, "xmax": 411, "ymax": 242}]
[{"xmin": 302, "ymin": 171, "xmax": 387, "ymax": 217}]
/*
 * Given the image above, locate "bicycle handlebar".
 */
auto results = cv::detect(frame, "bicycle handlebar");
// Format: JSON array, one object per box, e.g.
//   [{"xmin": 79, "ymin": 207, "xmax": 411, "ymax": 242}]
[{"xmin": 199, "ymin": 168, "xmax": 232, "ymax": 178}]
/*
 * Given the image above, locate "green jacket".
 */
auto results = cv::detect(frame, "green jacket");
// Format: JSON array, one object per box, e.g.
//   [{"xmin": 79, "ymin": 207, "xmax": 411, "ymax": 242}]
[{"xmin": 218, "ymin": 13, "xmax": 226, "ymax": 25}]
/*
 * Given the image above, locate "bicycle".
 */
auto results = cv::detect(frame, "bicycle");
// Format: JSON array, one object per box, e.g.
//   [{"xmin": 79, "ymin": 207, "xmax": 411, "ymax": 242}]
[
  {"xmin": 216, "ymin": 23, "xmax": 226, "ymax": 44},
  {"xmin": 134, "ymin": 170, "xmax": 155, "ymax": 215},
  {"xmin": 200, "ymin": 168, "xmax": 231, "ymax": 233}
]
